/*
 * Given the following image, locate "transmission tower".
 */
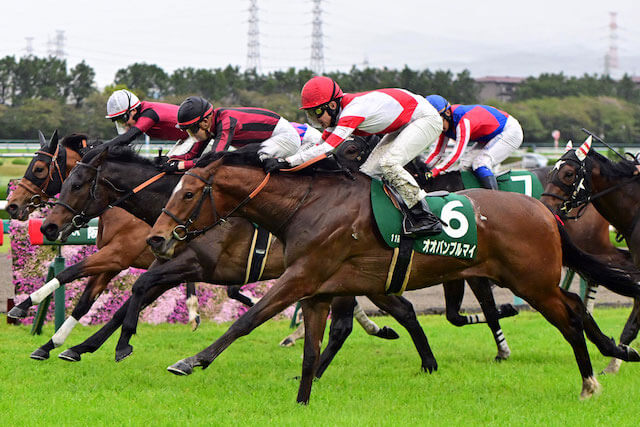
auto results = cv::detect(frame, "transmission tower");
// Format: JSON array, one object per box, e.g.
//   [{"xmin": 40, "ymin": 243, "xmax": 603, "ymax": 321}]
[
  {"xmin": 47, "ymin": 30, "xmax": 66, "ymax": 59},
  {"xmin": 604, "ymin": 12, "xmax": 618, "ymax": 77},
  {"xmin": 24, "ymin": 37, "xmax": 34, "ymax": 56},
  {"xmin": 310, "ymin": 0, "xmax": 325, "ymax": 74},
  {"xmin": 246, "ymin": 0, "xmax": 261, "ymax": 73}
]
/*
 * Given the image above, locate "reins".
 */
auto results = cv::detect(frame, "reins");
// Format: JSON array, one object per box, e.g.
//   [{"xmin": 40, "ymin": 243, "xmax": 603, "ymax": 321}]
[{"xmin": 19, "ymin": 145, "xmax": 68, "ymax": 210}]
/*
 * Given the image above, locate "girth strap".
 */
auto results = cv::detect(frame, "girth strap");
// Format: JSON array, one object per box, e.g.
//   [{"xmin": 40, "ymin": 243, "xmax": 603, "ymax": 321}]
[
  {"xmin": 385, "ymin": 235, "xmax": 414, "ymax": 295},
  {"xmin": 243, "ymin": 226, "xmax": 273, "ymax": 285}
]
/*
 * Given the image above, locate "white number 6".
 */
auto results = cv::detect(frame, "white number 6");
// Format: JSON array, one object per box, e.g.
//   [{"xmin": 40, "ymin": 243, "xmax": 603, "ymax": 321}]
[{"xmin": 440, "ymin": 200, "xmax": 468, "ymax": 239}]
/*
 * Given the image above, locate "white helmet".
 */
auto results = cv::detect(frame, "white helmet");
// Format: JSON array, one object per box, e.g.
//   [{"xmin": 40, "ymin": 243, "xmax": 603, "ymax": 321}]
[{"xmin": 105, "ymin": 89, "xmax": 140, "ymax": 119}]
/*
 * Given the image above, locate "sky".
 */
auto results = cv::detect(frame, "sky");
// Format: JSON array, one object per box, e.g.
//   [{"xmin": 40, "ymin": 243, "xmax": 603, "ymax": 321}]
[{"xmin": 1, "ymin": 0, "xmax": 639, "ymax": 88}]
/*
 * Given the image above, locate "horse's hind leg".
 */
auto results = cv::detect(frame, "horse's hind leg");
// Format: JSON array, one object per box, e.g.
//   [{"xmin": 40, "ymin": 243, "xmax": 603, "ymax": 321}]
[
  {"xmin": 353, "ymin": 301, "xmax": 399, "ymax": 339},
  {"xmin": 367, "ymin": 294, "xmax": 438, "ymax": 373},
  {"xmin": 602, "ymin": 298, "xmax": 640, "ymax": 374},
  {"xmin": 523, "ymin": 287, "xmax": 599, "ymax": 399},
  {"xmin": 315, "ymin": 296, "xmax": 355, "ymax": 379},
  {"xmin": 467, "ymin": 278, "xmax": 512, "ymax": 361},
  {"xmin": 443, "ymin": 280, "xmax": 468, "ymax": 327},
  {"xmin": 584, "ymin": 282, "xmax": 598, "ymax": 313},
  {"xmin": 30, "ymin": 271, "xmax": 117, "ymax": 360},
  {"xmin": 226, "ymin": 285, "xmax": 256, "ymax": 307}
]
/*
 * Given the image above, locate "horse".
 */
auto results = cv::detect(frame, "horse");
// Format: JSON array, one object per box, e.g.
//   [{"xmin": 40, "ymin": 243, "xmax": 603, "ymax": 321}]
[
  {"xmin": 6, "ymin": 132, "xmax": 214, "ymax": 359},
  {"xmin": 540, "ymin": 136, "xmax": 640, "ymax": 374},
  {"xmin": 142, "ymin": 145, "xmax": 640, "ymax": 403},
  {"xmin": 39, "ymin": 145, "xmax": 434, "ymax": 375}
]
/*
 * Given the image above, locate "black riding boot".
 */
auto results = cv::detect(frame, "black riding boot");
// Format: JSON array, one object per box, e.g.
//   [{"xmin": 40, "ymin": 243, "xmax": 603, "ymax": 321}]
[
  {"xmin": 478, "ymin": 174, "xmax": 499, "ymax": 190},
  {"xmin": 402, "ymin": 199, "xmax": 443, "ymax": 237}
]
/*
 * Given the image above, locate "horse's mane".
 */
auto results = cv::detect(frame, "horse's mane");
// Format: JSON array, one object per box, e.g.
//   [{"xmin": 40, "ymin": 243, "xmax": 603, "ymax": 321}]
[
  {"xmin": 589, "ymin": 149, "xmax": 637, "ymax": 179},
  {"xmin": 195, "ymin": 144, "xmax": 263, "ymax": 168},
  {"xmin": 82, "ymin": 144, "xmax": 156, "ymax": 167},
  {"xmin": 60, "ymin": 133, "xmax": 103, "ymax": 154}
]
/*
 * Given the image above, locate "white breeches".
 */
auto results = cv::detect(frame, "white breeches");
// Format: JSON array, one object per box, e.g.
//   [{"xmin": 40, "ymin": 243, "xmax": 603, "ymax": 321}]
[
  {"xmin": 360, "ymin": 106, "xmax": 443, "ymax": 207},
  {"xmin": 258, "ymin": 117, "xmax": 302, "ymax": 159},
  {"xmin": 300, "ymin": 125, "xmax": 323, "ymax": 149},
  {"xmin": 458, "ymin": 116, "xmax": 523, "ymax": 172}
]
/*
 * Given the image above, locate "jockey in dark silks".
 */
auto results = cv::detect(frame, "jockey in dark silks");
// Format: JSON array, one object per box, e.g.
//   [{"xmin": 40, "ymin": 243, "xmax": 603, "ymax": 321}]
[{"xmin": 424, "ymin": 95, "xmax": 524, "ymax": 190}]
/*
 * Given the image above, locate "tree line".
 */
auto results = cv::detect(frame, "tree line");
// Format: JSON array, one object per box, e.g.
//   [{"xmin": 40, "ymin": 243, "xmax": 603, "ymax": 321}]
[{"xmin": 0, "ymin": 55, "xmax": 639, "ymax": 144}]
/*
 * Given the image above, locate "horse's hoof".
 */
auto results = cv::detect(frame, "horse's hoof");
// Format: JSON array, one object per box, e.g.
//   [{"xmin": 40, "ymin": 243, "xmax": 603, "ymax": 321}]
[
  {"xmin": 167, "ymin": 360, "xmax": 193, "ymax": 376},
  {"xmin": 421, "ymin": 360, "xmax": 438, "ymax": 374},
  {"xmin": 498, "ymin": 303, "xmax": 519, "ymax": 318},
  {"xmin": 374, "ymin": 326, "xmax": 400, "ymax": 340},
  {"xmin": 580, "ymin": 376, "xmax": 601, "ymax": 400},
  {"xmin": 58, "ymin": 349, "xmax": 81, "ymax": 362},
  {"xmin": 494, "ymin": 355, "xmax": 509, "ymax": 362},
  {"xmin": 8, "ymin": 306, "xmax": 28, "ymax": 319},
  {"xmin": 600, "ymin": 358, "xmax": 622, "ymax": 375},
  {"xmin": 115, "ymin": 345, "xmax": 133, "ymax": 363},
  {"xmin": 190, "ymin": 315, "xmax": 201, "ymax": 332},
  {"xmin": 279, "ymin": 337, "xmax": 295, "ymax": 347},
  {"xmin": 30, "ymin": 348, "xmax": 50, "ymax": 361},
  {"xmin": 621, "ymin": 344, "xmax": 640, "ymax": 362}
]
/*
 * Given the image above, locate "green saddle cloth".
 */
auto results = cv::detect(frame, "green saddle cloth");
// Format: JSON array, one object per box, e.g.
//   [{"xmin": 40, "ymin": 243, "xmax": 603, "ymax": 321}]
[
  {"xmin": 460, "ymin": 170, "xmax": 543, "ymax": 198},
  {"xmin": 370, "ymin": 179, "xmax": 478, "ymax": 260}
]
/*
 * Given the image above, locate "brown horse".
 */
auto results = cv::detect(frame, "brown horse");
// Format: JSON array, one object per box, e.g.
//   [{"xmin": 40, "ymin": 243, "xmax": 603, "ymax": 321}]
[
  {"xmin": 144, "ymin": 146, "xmax": 640, "ymax": 403},
  {"xmin": 6, "ymin": 132, "xmax": 210, "ymax": 359},
  {"xmin": 38, "ymin": 146, "xmax": 431, "ymax": 373},
  {"xmin": 540, "ymin": 137, "xmax": 640, "ymax": 374}
]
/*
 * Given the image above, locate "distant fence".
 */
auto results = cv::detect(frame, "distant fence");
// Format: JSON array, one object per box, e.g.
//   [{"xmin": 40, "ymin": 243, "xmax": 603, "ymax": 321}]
[{"xmin": 0, "ymin": 138, "xmax": 177, "ymax": 157}]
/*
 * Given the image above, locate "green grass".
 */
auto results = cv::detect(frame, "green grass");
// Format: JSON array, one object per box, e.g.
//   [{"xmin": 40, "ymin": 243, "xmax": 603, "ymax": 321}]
[{"xmin": 1, "ymin": 309, "xmax": 639, "ymax": 426}]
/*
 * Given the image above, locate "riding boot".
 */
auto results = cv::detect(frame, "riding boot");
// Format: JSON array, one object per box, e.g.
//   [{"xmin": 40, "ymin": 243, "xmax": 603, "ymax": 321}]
[
  {"xmin": 478, "ymin": 174, "xmax": 499, "ymax": 190},
  {"xmin": 401, "ymin": 199, "xmax": 443, "ymax": 237}
]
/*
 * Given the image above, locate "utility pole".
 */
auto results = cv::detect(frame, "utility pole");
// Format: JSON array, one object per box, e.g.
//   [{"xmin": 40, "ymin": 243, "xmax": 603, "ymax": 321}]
[
  {"xmin": 310, "ymin": 0, "xmax": 325, "ymax": 75},
  {"xmin": 246, "ymin": 0, "xmax": 262, "ymax": 73},
  {"xmin": 604, "ymin": 12, "xmax": 618, "ymax": 77}
]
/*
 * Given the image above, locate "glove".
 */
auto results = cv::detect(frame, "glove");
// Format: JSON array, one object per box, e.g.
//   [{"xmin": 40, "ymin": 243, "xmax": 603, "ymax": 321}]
[
  {"xmin": 262, "ymin": 157, "xmax": 290, "ymax": 174},
  {"xmin": 157, "ymin": 160, "xmax": 181, "ymax": 173},
  {"xmin": 425, "ymin": 170, "xmax": 434, "ymax": 181}
]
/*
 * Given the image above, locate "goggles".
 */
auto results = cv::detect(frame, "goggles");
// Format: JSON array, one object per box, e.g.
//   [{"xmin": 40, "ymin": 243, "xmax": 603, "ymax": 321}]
[{"xmin": 306, "ymin": 104, "xmax": 330, "ymax": 119}]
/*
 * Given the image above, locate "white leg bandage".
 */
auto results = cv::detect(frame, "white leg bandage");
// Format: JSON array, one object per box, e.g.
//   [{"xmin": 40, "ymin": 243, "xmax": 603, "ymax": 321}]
[
  {"xmin": 465, "ymin": 313, "xmax": 487, "ymax": 324},
  {"xmin": 52, "ymin": 317, "xmax": 79, "ymax": 347},
  {"xmin": 354, "ymin": 302, "xmax": 380, "ymax": 335},
  {"xmin": 31, "ymin": 278, "xmax": 61, "ymax": 305}
]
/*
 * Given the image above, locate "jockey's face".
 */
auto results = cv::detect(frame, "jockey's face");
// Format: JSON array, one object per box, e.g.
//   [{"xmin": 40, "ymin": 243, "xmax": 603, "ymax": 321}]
[
  {"xmin": 187, "ymin": 114, "xmax": 213, "ymax": 142},
  {"xmin": 306, "ymin": 100, "xmax": 338, "ymax": 129}
]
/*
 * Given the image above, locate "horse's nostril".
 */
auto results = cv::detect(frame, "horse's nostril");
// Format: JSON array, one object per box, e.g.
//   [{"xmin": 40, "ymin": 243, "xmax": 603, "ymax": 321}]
[
  {"xmin": 41, "ymin": 223, "xmax": 59, "ymax": 240},
  {"xmin": 6, "ymin": 204, "xmax": 18, "ymax": 217},
  {"xmin": 146, "ymin": 236, "xmax": 165, "ymax": 250}
]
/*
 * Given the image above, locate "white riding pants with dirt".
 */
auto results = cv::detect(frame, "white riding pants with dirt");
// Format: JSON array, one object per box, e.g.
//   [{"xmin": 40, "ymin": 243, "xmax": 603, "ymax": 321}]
[
  {"xmin": 257, "ymin": 117, "xmax": 302, "ymax": 160},
  {"xmin": 458, "ymin": 116, "xmax": 523, "ymax": 172},
  {"xmin": 360, "ymin": 104, "xmax": 443, "ymax": 208}
]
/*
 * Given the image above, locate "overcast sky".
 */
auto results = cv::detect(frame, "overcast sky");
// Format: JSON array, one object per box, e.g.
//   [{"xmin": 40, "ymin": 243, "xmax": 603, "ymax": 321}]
[{"xmin": 1, "ymin": 0, "xmax": 639, "ymax": 87}]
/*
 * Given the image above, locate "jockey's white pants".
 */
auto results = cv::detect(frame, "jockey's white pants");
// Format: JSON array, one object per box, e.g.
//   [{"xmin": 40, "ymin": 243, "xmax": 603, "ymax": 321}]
[
  {"xmin": 360, "ymin": 105, "xmax": 443, "ymax": 208},
  {"xmin": 300, "ymin": 125, "xmax": 323, "ymax": 149},
  {"xmin": 258, "ymin": 117, "xmax": 301, "ymax": 160},
  {"xmin": 458, "ymin": 116, "xmax": 523, "ymax": 172}
]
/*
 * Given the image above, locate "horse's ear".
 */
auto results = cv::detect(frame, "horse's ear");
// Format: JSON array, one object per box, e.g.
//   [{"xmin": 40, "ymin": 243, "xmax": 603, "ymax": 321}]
[
  {"xmin": 575, "ymin": 135, "xmax": 592, "ymax": 161},
  {"xmin": 38, "ymin": 130, "xmax": 47, "ymax": 149},
  {"xmin": 48, "ymin": 130, "xmax": 59, "ymax": 152},
  {"xmin": 565, "ymin": 140, "xmax": 573, "ymax": 151}
]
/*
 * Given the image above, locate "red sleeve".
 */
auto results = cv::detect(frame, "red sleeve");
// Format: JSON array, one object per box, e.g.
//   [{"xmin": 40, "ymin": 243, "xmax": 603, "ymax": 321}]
[{"xmin": 323, "ymin": 115, "xmax": 365, "ymax": 148}]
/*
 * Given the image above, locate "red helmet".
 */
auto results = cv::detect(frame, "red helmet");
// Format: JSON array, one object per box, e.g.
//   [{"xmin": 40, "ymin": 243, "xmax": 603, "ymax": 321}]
[{"xmin": 299, "ymin": 76, "xmax": 344, "ymax": 109}]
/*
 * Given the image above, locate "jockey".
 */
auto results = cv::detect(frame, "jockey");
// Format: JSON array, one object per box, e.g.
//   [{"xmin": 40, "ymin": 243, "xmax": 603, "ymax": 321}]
[
  {"xmin": 164, "ymin": 96, "xmax": 301, "ymax": 172},
  {"xmin": 423, "ymin": 95, "xmax": 524, "ymax": 190},
  {"xmin": 287, "ymin": 76, "xmax": 443, "ymax": 236},
  {"xmin": 105, "ymin": 89, "xmax": 187, "ymax": 146}
]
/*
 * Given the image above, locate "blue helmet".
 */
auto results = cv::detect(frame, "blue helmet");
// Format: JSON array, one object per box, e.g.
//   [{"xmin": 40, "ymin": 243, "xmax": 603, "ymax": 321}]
[{"xmin": 426, "ymin": 95, "xmax": 450, "ymax": 114}]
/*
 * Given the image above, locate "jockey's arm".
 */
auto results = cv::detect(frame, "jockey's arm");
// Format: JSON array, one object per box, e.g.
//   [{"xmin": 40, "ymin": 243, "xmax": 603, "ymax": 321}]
[
  {"xmin": 106, "ymin": 126, "xmax": 143, "ymax": 146},
  {"xmin": 106, "ymin": 109, "xmax": 158, "ymax": 146},
  {"xmin": 286, "ymin": 115, "xmax": 364, "ymax": 166},
  {"xmin": 423, "ymin": 134, "xmax": 448, "ymax": 171},
  {"xmin": 431, "ymin": 118, "xmax": 471, "ymax": 176}
]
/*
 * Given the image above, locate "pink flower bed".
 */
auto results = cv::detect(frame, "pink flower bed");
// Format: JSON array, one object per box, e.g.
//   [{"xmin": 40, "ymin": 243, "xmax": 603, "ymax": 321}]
[{"xmin": 10, "ymin": 209, "xmax": 293, "ymax": 325}]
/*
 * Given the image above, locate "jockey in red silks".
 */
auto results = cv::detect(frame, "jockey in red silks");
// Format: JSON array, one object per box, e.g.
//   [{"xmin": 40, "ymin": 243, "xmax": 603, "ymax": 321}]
[
  {"xmin": 105, "ymin": 89, "xmax": 188, "ymax": 145},
  {"xmin": 287, "ymin": 76, "xmax": 443, "ymax": 237},
  {"xmin": 423, "ymin": 95, "xmax": 524, "ymax": 190},
  {"xmin": 163, "ymin": 96, "xmax": 301, "ymax": 173}
]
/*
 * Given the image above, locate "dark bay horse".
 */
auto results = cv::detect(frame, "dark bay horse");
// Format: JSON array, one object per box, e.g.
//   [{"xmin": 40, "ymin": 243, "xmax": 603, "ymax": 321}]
[
  {"xmin": 6, "ymin": 133, "xmax": 209, "ymax": 359},
  {"xmin": 541, "ymin": 137, "xmax": 640, "ymax": 374},
  {"xmin": 144, "ymin": 146, "xmax": 640, "ymax": 403},
  {"xmin": 39, "ymin": 146, "xmax": 433, "ymax": 375}
]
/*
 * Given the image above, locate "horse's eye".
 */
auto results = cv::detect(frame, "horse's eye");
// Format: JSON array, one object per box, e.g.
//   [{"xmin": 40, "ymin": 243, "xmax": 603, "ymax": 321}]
[
  {"xmin": 34, "ymin": 167, "xmax": 44, "ymax": 173},
  {"xmin": 72, "ymin": 183, "xmax": 82, "ymax": 190},
  {"xmin": 184, "ymin": 192, "xmax": 194, "ymax": 200}
]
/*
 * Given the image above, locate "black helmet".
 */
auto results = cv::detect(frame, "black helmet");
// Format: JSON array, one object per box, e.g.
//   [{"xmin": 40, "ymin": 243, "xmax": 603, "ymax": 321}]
[{"xmin": 176, "ymin": 96, "xmax": 213, "ymax": 130}]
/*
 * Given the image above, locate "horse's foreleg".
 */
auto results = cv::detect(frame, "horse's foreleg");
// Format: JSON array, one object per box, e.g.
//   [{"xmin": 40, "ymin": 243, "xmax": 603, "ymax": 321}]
[
  {"xmin": 297, "ymin": 296, "xmax": 332, "ymax": 405},
  {"xmin": 167, "ymin": 271, "xmax": 313, "ymax": 376},
  {"xmin": 59, "ymin": 284, "xmax": 174, "ymax": 362},
  {"xmin": 442, "ymin": 280, "xmax": 468, "ymax": 326},
  {"xmin": 353, "ymin": 301, "xmax": 398, "ymax": 339},
  {"xmin": 603, "ymin": 298, "xmax": 640, "ymax": 374},
  {"xmin": 584, "ymin": 282, "xmax": 598, "ymax": 313},
  {"xmin": 186, "ymin": 282, "xmax": 200, "ymax": 331},
  {"xmin": 367, "ymin": 294, "xmax": 438, "ymax": 373},
  {"xmin": 467, "ymin": 278, "xmax": 511, "ymax": 361},
  {"xmin": 226, "ymin": 285, "xmax": 256, "ymax": 307},
  {"xmin": 315, "ymin": 296, "xmax": 355, "ymax": 378},
  {"xmin": 30, "ymin": 271, "xmax": 117, "ymax": 360},
  {"xmin": 279, "ymin": 322, "xmax": 305, "ymax": 347}
]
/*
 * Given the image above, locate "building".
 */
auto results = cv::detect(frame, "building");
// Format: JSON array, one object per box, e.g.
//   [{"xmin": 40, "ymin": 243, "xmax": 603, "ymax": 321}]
[{"xmin": 475, "ymin": 76, "xmax": 525, "ymax": 102}]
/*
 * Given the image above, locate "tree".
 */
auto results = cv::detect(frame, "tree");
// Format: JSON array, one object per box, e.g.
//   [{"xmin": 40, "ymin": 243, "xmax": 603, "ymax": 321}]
[
  {"xmin": 69, "ymin": 61, "xmax": 96, "ymax": 107},
  {"xmin": 114, "ymin": 63, "xmax": 169, "ymax": 99},
  {"xmin": 0, "ymin": 56, "xmax": 17, "ymax": 105}
]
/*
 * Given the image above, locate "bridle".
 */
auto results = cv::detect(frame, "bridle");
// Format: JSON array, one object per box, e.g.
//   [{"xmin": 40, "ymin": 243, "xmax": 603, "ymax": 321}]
[
  {"xmin": 19, "ymin": 144, "xmax": 67, "ymax": 210},
  {"xmin": 162, "ymin": 170, "xmax": 313, "ymax": 242}
]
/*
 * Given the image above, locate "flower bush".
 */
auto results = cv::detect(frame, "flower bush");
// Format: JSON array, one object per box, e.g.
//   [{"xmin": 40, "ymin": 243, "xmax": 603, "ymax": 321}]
[{"xmin": 10, "ymin": 210, "xmax": 293, "ymax": 325}]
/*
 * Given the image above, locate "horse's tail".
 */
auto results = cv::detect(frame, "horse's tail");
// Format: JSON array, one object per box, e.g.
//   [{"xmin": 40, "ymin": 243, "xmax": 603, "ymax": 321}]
[{"xmin": 558, "ymin": 221, "xmax": 640, "ymax": 298}]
